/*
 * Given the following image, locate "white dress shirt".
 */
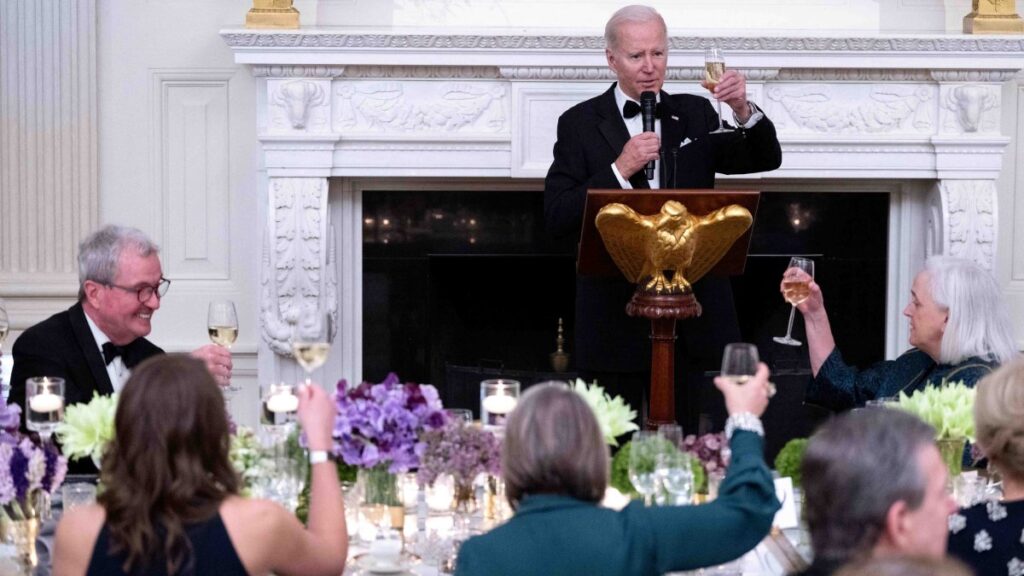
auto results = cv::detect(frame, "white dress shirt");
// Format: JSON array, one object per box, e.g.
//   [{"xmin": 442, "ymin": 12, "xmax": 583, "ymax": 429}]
[{"xmin": 84, "ymin": 313, "xmax": 129, "ymax": 393}]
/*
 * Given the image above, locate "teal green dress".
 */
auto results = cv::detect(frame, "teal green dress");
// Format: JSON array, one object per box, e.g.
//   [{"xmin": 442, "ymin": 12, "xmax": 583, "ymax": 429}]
[
  {"xmin": 805, "ymin": 348, "xmax": 996, "ymax": 412},
  {"xmin": 455, "ymin": 431, "xmax": 779, "ymax": 576}
]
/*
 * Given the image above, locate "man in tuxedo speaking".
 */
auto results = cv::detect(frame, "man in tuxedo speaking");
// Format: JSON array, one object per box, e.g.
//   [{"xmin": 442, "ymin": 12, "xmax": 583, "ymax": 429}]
[
  {"xmin": 11, "ymin": 225, "xmax": 232, "ymax": 415},
  {"xmin": 544, "ymin": 4, "xmax": 782, "ymax": 430}
]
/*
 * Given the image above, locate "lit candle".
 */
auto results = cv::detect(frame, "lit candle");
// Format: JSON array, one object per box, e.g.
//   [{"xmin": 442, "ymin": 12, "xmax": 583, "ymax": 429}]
[
  {"xmin": 482, "ymin": 394, "xmax": 517, "ymax": 415},
  {"xmin": 29, "ymin": 392, "xmax": 63, "ymax": 413},
  {"xmin": 265, "ymin": 392, "xmax": 299, "ymax": 413}
]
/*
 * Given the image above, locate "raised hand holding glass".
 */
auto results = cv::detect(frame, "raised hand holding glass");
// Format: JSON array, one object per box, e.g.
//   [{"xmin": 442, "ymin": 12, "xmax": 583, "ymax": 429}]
[{"xmin": 774, "ymin": 257, "xmax": 815, "ymax": 346}]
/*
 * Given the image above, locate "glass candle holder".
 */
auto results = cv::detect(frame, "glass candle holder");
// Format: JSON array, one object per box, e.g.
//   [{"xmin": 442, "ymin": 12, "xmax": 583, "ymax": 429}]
[
  {"xmin": 26, "ymin": 376, "xmax": 64, "ymax": 443},
  {"xmin": 261, "ymin": 382, "xmax": 299, "ymax": 428},
  {"xmin": 480, "ymin": 379, "xmax": 519, "ymax": 428}
]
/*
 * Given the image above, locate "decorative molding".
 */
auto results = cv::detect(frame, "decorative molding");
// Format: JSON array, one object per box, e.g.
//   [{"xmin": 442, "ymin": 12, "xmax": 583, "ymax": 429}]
[
  {"xmin": 260, "ymin": 178, "xmax": 337, "ymax": 357},
  {"xmin": 335, "ymin": 81, "xmax": 507, "ymax": 133},
  {"xmin": 775, "ymin": 69, "xmax": 934, "ymax": 82},
  {"xmin": 272, "ymin": 80, "xmax": 328, "ymax": 130},
  {"xmin": 0, "ymin": 0, "xmax": 97, "ymax": 288},
  {"xmin": 252, "ymin": 65, "xmax": 347, "ymax": 78},
  {"xmin": 930, "ymin": 70, "xmax": 1018, "ymax": 82},
  {"xmin": 346, "ymin": 65, "xmax": 501, "ymax": 79},
  {"xmin": 221, "ymin": 31, "xmax": 1024, "ymax": 54},
  {"xmin": 767, "ymin": 85, "xmax": 935, "ymax": 134},
  {"xmin": 941, "ymin": 85, "xmax": 999, "ymax": 133},
  {"xmin": 927, "ymin": 180, "xmax": 998, "ymax": 269}
]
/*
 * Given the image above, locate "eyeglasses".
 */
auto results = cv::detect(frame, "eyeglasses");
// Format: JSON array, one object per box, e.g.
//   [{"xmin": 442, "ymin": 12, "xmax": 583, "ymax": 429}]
[{"xmin": 104, "ymin": 277, "xmax": 171, "ymax": 303}]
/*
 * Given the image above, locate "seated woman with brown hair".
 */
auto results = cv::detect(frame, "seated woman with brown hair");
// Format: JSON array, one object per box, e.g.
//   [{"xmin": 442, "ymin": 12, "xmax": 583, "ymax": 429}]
[
  {"xmin": 456, "ymin": 364, "xmax": 780, "ymax": 576},
  {"xmin": 947, "ymin": 358, "xmax": 1024, "ymax": 575},
  {"xmin": 52, "ymin": 354, "xmax": 347, "ymax": 576}
]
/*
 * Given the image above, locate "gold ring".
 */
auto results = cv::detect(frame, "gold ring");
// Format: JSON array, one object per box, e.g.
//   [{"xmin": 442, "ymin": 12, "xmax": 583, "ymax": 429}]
[{"xmin": 767, "ymin": 382, "xmax": 777, "ymax": 398}]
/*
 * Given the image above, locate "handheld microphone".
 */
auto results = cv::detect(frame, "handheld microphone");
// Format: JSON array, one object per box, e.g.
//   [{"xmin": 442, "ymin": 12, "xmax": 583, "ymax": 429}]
[{"xmin": 640, "ymin": 91, "xmax": 657, "ymax": 181}]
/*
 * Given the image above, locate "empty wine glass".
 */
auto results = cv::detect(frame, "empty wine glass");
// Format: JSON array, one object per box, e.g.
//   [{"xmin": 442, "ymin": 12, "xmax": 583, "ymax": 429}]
[
  {"xmin": 774, "ymin": 257, "xmax": 815, "ymax": 346},
  {"xmin": 721, "ymin": 343, "xmax": 759, "ymax": 385},
  {"xmin": 292, "ymin": 312, "xmax": 333, "ymax": 386},
  {"xmin": 26, "ymin": 376, "xmax": 64, "ymax": 444},
  {"xmin": 629, "ymin": 431, "xmax": 661, "ymax": 507},
  {"xmin": 208, "ymin": 300, "xmax": 239, "ymax": 399},
  {"xmin": 704, "ymin": 47, "xmax": 733, "ymax": 134},
  {"xmin": 657, "ymin": 423, "xmax": 683, "ymax": 450}
]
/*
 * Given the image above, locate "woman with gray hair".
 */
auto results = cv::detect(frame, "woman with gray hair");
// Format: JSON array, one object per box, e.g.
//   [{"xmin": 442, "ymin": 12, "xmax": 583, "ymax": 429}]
[
  {"xmin": 782, "ymin": 255, "xmax": 1018, "ymax": 411},
  {"xmin": 455, "ymin": 365, "xmax": 780, "ymax": 576},
  {"xmin": 947, "ymin": 358, "xmax": 1024, "ymax": 575}
]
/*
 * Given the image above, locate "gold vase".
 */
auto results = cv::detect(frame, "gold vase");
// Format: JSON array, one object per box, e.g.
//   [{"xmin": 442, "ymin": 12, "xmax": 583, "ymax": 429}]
[{"xmin": 1, "ymin": 518, "xmax": 39, "ymax": 571}]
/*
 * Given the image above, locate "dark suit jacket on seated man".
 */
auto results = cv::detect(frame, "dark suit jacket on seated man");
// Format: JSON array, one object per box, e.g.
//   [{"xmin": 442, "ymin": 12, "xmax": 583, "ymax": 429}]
[
  {"xmin": 11, "ymin": 225, "xmax": 232, "ymax": 443},
  {"xmin": 543, "ymin": 5, "xmax": 782, "ymax": 425}
]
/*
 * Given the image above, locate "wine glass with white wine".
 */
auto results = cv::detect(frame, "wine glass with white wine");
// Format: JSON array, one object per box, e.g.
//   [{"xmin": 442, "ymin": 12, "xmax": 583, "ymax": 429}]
[
  {"xmin": 208, "ymin": 300, "xmax": 240, "ymax": 400},
  {"xmin": 720, "ymin": 343, "xmax": 759, "ymax": 385},
  {"xmin": 704, "ymin": 47, "xmax": 733, "ymax": 134},
  {"xmin": 293, "ymin": 313, "xmax": 332, "ymax": 386},
  {"xmin": 773, "ymin": 257, "xmax": 815, "ymax": 346}
]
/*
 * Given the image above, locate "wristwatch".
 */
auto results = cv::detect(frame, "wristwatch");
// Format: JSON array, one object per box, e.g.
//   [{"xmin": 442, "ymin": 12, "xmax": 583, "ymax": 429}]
[{"xmin": 309, "ymin": 450, "xmax": 332, "ymax": 465}]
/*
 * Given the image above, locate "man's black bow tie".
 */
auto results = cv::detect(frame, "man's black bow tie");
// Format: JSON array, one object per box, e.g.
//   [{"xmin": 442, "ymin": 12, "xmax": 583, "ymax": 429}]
[
  {"xmin": 102, "ymin": 341, "xmax": 140, "ymax": 368},
  {"xmin": 622, "ymin": 100, "xmax": 662, "ymax": 119}
]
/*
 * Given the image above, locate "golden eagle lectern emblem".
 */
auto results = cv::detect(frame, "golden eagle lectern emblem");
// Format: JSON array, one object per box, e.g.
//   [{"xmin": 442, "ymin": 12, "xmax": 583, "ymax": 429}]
[{"xmin": 595, "ymin": 201, "xmax": 752, "ymax": 294}]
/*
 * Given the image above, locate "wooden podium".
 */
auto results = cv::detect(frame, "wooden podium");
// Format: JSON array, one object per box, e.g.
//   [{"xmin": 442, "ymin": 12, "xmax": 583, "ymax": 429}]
[{"xmin": 579, "ymin": 189, "xmax": 759, "ymax": 428}]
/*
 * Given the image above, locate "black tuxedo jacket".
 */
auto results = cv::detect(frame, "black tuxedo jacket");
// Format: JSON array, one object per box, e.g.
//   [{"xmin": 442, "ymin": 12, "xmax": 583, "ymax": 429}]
[
  {"xmin": 10, "ymin": 302, "xmax": 163, "ymax": 414},
  {"xmin": 544, "ymin": 83, "xmax": 782, "ymax": 372}
]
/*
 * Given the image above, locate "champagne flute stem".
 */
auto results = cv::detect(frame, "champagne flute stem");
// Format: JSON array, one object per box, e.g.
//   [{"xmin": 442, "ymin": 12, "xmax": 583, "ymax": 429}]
[
  {"xmin": 716, "ymin": 99, "xmax": 725, "ymax": 131},
  {"xmin": 784, "ymin": 305, "xmax": 797, "ymax": 339}
]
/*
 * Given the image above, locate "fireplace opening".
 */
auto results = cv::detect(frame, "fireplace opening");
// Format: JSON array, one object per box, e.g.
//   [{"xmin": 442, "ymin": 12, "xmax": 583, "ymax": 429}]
[{"xmin": 362, "ymin": 188, "xmax": 888, "ymax": 456}]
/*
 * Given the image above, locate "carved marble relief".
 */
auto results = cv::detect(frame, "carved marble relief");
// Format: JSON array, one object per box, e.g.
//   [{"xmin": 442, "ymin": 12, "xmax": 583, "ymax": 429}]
[
  {"xmin": 941, "ymin": 85, "xmax": 999, "ymax": 134},
  {"xmin": 270, "ymin": 80, "xmax": 330, "ymax": 132},
  {"xmin": 261, "ymin": 178, "xmax": 338, "ymax": 356},
  {"xmin": 766, "ymin": 84, "xmax": 935, "ymax": 134},
  {"xmin": 927, "ymin": 180, "xmax": 997, "ymax": 270},
  {"xmin": 334, "ymin": 81, "xmax": 508, "ymax": 133}
]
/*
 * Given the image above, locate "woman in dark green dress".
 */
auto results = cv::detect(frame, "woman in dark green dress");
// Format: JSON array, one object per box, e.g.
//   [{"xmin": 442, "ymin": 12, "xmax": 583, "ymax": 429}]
[
  {"xmin": 456, "ymin": 365, "xmax": 780, "ymax": 576},
  {"xmin": 785, "ymin": 256, "xmax": 1018, "ymax": 411}
]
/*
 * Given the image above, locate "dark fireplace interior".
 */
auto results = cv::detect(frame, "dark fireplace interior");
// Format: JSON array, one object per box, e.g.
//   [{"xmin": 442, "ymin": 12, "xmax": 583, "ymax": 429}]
[{"xmin": 362, "ymin": 189, "xmax": 889, "ymax": 458}]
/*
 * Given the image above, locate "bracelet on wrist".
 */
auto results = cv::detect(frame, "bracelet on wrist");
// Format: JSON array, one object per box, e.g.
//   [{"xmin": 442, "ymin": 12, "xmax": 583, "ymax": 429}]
[{"xmin": 724, "ymin": 411, "xmax": 764, "ymax": 440}]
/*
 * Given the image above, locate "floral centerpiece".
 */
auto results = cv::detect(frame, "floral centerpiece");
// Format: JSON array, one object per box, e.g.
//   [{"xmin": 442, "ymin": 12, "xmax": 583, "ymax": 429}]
[
  {"xmin": 417, "ymin": 420, "xmax": 501, "ymax": 512},
  {"xmin": 571, "ymin": 379, "xmax": 639, "ymax": 446},
  {"xmin": 683, "ymin": 432, "xmax": 729, "ymax": 494},
  {"xmin": 896, "ymin": 380, "xmax": 975, "ymax": 477},
  {"xmin": 0, "ymin": 401, "xmax": 67, "ymax": 569},
  {"xmin": 332, "ymin": 373, "xmax": 446, "ymax": 528},
  {"xmin": 56, "ymin": 393, "xmax": 118, "ymax": 468}
]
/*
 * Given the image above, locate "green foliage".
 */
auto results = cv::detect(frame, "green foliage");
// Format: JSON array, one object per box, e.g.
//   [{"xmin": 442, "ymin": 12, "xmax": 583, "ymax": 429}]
[
  {"xmin": 773, "ymin": 438, "xmax": 809, "ymax": 488},
  {"xmin": 295, "ymin": 459, "xmax": 358, "ymax": 524}
]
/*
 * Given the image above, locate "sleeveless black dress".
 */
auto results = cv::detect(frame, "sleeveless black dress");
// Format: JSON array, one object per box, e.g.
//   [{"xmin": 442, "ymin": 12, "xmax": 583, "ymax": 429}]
[{"xmin": 86, "ymin": 513, "xmax": 248, "ymax": 576}]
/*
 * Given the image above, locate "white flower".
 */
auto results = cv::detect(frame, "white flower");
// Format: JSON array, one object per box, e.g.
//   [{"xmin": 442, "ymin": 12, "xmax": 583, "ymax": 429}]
[
  {"xmin": 948, "ymin": 513, "xmax": 966, "ymax": 534},
  {"xmin": 1009, "ymin": 558, "xmax": 1024, "ymax": 576},
  {"xmin": 988, "ymin": 501, "xmax": 1008, "ymax": 522},
  {"xmin": 55, "ymin": 393, "xmax": 119, "ymax": 463},
  {"xmin": 571, "ymin": 379, "xmax": 638, "ymax": 447},
  {"xmin": 974, "ymin": 530, "xmax": 993, "ymax": 553}
]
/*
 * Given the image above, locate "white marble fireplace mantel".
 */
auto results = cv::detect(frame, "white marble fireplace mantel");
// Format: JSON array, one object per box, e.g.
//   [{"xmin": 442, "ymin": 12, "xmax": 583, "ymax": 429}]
[{"xmin": 221, "ymin": 29, "xmax": 1023, "ymax": 384}]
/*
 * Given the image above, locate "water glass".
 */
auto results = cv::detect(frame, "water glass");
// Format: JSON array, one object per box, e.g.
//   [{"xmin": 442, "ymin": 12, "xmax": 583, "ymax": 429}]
[
  {"xmin": 656, "ymin": 450, "xmax": 695, "ymax": 506},
  {"xmin": 657, "ymin": 423, "xmax": 683, "ymax": 450},
  {"xmin": 629, "ymin": 431, "xmax": 661, "ymax": 506},
  {"xmin": 62, "ymin": 483, "xmax": 97, "ymax": 512}
]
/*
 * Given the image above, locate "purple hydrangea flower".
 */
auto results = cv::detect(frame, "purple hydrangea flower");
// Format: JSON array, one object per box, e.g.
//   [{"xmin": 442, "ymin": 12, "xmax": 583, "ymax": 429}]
[
  {"xmin": 333, "ymin": 373, "xmax": 446, "ymax": 473},
  {"xmin": 0, "ymin": 403, "xmax": 21, "ymax": 433}
]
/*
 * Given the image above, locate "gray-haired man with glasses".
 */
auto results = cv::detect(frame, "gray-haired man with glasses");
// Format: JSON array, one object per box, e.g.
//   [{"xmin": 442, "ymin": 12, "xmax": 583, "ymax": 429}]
[{"xmin": 11, "ymin": 225, "xmax": 232, "ymax": 420}]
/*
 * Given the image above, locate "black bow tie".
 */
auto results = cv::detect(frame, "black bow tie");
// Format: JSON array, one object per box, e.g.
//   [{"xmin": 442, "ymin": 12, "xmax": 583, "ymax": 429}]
[
  {"xmin": 623, "ymin": 100, "xmax": 662, "ymax": 119},
  {"xmin": 102, "ymin": 341, "xmax": 139, "ymax": 368}
]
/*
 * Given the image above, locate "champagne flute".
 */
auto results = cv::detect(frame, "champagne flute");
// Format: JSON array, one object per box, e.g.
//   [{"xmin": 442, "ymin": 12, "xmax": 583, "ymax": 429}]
[
  {"xmin": 629, "ymin": 430, "xmax": 661, "ymax": 507},
  {"xmin": 208, "ymin": 300, "xmax": 240, "ymax": 399},
  {"xmin": 0, "ymin": 298, "xmax": 9, "ymax": 402},
  {"xmin": 720, "ymin": 343, "xmax": 759, "ymax": 385},
  {"xmin": 774, "ymin": 257, "xmax": 815, "ymax": 346},
  {"xmin": 292, "ymin": 312, "xmax": 333, "ymax": 386},
  {"xmin": 704, "ymin": 47, "xmax": 733, "ymax": 134}
]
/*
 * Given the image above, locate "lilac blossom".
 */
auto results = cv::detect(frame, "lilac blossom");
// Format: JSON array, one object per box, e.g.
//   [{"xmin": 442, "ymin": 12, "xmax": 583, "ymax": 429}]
[
  {"xmin": 333, "ymin": 373, "xmax": 447, "ymax": 473},
  {"xmin": 417, "ymin": 421, "xmax": 501, "ymax": 488},
  {"xmin": 682, "ymin": 432, "xmax": 730, "ymax": 474},
  {"xmin": 0, "ymin": 403, "xmax": 21, "ymax": 433}
]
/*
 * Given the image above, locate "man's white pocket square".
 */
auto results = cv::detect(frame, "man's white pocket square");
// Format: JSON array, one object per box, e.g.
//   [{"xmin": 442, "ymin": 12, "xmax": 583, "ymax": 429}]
[{"xmin": 680, "ymin": 137, "xmax": 694, "ymax": 148}]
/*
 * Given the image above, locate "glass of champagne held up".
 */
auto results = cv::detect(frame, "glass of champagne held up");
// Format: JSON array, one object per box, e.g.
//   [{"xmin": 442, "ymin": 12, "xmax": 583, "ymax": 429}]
[
  {"xmin": 293, "ymin": 313, "xmax": 332, "ymax": 386},
  {"xmin": 208, "ymin": 300, "xmax": 240, "ymax": 399},
  {"xmin": 774, "ymin": 257, "xmax": 815, "ymax": 346},
  {"xmin": 721, "ymin": 343, "xmax": 759, "ymax": 385},
  {"xmin": 704, "ymin": 47, "xmax": 733, "ymax": 134}
]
